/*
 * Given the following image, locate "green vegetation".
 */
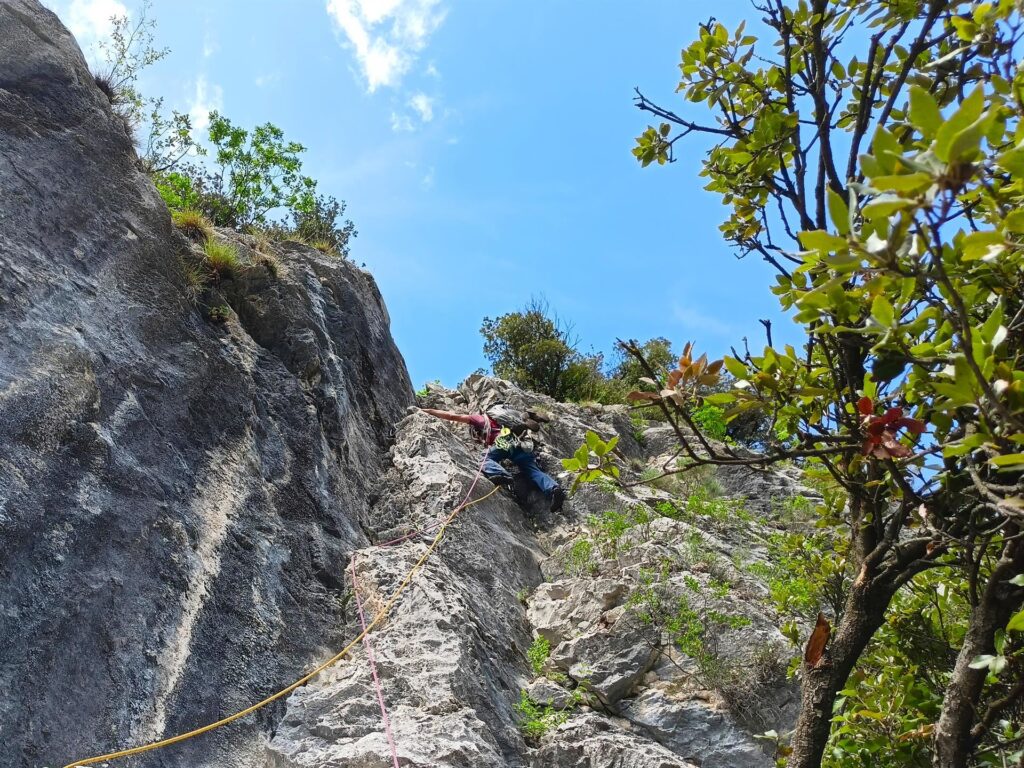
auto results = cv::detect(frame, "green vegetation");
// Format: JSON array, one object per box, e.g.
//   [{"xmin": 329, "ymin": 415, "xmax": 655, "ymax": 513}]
[
  {"xmin": 514, "ymin": 689, "xmax": 581, "ymax": 741},
  {"xmin": 202, "ymin": 240, "xmax": 240, "ymax": 279},
  {"xmin": 180, "ymin": 260, "xmax": 210, "ymax": 302},
  {"xmin": 586, "ymin": 510, "xmax": 631, "ymax": 560},
  {"xmin": 561, "ymin": 431, "xmax": 619, "ymax": 492},
  {"xmin": 690, "ymin": 403, "xmax": 728, "ymax": 441},
  {"xmin": 481, "ymin": 297, "xmax": 604, "ymax": 402},
  {"xmin": 566, "ymin": 2, "xmax": 1024, "ymax": 764},
  {"xmin": 207, "ymin": 304, "xmax": 230, "ymax": 323},
  {"xmin": 628, "ymin": 567, "xmax": 751, "ymax": 690},
  {"xmin": 561, "ymin": 538, "xmax": 596, "ymax": 577},
  {"xmin": 527, "ymin": 635, "xmax": 551, "ymax": 676},
  {"xmin": 95, "ymin": 5, "xmax": 355, "ymax": 259},
  {"xmin": 415, "ymin": 379, "xmax": 441, "ymax": 398},
  {"xmin": 171, "ymin": 209, "xmax": 213, "ymax": 242},
  {"xmin": 515, "ymin": 690, "xmax": 568, "ymax": 740}
]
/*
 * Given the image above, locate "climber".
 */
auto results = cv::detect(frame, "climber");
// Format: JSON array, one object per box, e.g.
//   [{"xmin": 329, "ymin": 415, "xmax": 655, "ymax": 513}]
[{"xmin": 419, "ymin": 406, "xmax": 566, "ymax": 513}]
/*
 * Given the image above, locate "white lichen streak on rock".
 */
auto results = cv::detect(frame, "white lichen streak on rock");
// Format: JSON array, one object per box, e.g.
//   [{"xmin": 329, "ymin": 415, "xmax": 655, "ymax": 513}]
[{"xmin": 148, "ymin": 436, "xmax": 254, "ymax": 740}]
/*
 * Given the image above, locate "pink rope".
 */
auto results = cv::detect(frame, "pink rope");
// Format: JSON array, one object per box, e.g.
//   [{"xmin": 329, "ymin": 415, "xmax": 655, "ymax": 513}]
[
  {"xmin": 345, "ymin": 448, "xmax": 491, "ymax": 767},
  {"xmin": 350, "ymin": 553, "xmax": 401, "ymax": 768}
]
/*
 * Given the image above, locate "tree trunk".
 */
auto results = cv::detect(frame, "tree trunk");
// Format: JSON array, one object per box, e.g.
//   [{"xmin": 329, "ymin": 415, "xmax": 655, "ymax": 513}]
[
  {"xmin": 933, "ymin": 540, "xmax": 1024, "ymax": 768},
  {"xmin": 788, "ymin": 576, "xmax": 893, "ymax": 768}
]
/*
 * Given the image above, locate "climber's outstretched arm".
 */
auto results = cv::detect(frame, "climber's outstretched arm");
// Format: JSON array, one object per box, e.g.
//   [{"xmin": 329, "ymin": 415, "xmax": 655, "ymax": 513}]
[{"xmin": 419, "ymin": 407, "xmax": 475, "ymax": 425}]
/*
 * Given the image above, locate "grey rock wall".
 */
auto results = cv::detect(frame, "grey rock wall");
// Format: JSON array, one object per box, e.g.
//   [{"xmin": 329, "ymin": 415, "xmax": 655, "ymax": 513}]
[{"xmin": 0, "ymin": 3, "xmax": 411, "ymax": 767}]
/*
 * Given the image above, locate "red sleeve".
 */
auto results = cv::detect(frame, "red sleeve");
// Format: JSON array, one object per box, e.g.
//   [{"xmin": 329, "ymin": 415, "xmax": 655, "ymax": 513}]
[{"xmin": 467, "ymin": 414, "xmax": 487, "ymax": 430}]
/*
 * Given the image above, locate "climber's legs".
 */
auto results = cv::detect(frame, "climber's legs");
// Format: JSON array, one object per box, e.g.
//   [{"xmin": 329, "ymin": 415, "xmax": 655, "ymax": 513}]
[
  {"xmin": 482, "ymin": 446, "xmax": 514, "ymax": 486},
  {"xmin": 509, "ymin": 447, "xmax": 558, "ymax": 497}
]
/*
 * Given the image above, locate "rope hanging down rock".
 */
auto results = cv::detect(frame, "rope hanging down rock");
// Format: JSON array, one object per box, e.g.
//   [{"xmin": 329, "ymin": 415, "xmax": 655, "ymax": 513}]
[{"xmin": 62, "ymin": 450, "xmax": 495, "ymax": 768}]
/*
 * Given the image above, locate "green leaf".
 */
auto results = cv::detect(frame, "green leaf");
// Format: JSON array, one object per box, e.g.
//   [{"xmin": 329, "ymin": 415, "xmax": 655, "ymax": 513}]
[
  {"xmin": 936, "ymin": 86, "xmax": 985, "ymax": 162},
  {"xmin": 604, "ymin": 435, "xmax": 619, "ymax": 454},
  {"xmin": 1004, "ymin": 210, "xmax": 1024, "ymax": 234},
  {"xmin": 969, "ymin": 654, "xmax": 995, "ymax": 670},
  {"xmin": 574, "ymin": 445, "xmax": 589, "ymax": 465},
  {"xmin": 724, "ymin": 356, "xmax": 748, "ymax": 379},
  {"xmin": 1007, "ymin": 610, "xmax": 1024, "ymax": 632},
  {"xmin": 909, "ymin": 85, "xmax": 942, "ymax": 139},
  {"xmin": 704, "ymin": 392, "xmax": 736, "ymax": 405},
  {"xmin": 870, "ymin": 173, "xmax": 933, "ymax": 194},
  {"xmin": 585, "ymin": 431, "xmax": 600, "ymax": 452},
  {"xmin": 871, "ymin": 126, "xmax": 901, "ymax": 173},
  {"xmin": 871, "ymin": 295, "xmax": 895, "ymax": 327},
  {"xmin": 997, "ymin": 145, "xmax": 1024, "ymax": 176},
  {"xmin": 1009, "ymin": 575, "xmax": 1024, "ymax": 587},
  {"xmin": 946, "ymin": 113, "xmax": 990, "ymax": 164},
  {"xmin": 961, "ymin": 230, "xmax": 1005, "ymax": 262},
  {"xmin": 799, "ymin": 230, "xmax": 847, "ymax": 251},
  {"xmin": 990, "ymin": 453, "xmax": 1024, "ymax": 469},
  {"xmin": 562, "ymin": 458, "xmax": 581, "ymax": 471},
  {"xmin": 827, "ymin": 189, "xmax": 850, "ymax": 235},
  {"xmin": 863, "ymin": 196, "xmax": 913, "ymax": 219}
]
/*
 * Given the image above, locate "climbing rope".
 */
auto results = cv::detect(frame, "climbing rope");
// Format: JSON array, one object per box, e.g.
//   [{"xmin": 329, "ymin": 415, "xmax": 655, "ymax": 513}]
[
  {"xmin": 62, "ymin": 450, "xmax": 497, "ymax": 768},
  {"xmin": 350, "ymin": 553, "xmax": 401, "ymax": 768}
]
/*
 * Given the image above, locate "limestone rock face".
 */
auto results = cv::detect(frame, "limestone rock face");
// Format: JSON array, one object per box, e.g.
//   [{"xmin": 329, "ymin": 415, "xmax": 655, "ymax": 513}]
[
  {"xmin": 0, "ymin": 3, "xmax": 410, "ymax": 767},
  {"xmin": 2, "ymin": 4, "xmax": 810, "ymax": 768}
]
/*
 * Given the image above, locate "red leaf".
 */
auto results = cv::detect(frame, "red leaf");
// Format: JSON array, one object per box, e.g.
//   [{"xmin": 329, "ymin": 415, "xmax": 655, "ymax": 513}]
[
  {"xmin": 866, "ymin": 421, "xmax": 886, "ymax": 438},
  {"xmin": 895, "ymin": 417, "xmax": 925, "ymax": 435},
  {"xmin": 880, "ymin": 407, "xmax": 903, "ymax": 425},
  {"xmin": 804, "ymin": 613, "xmax": 831, "ymax": 668},
  {"xmin": 879, "ymin": 430, "xmax": 912, "ymax": 458},
  {"xmin": 857, "ymin": 397, "xmax": 874, "ymax": 417}
]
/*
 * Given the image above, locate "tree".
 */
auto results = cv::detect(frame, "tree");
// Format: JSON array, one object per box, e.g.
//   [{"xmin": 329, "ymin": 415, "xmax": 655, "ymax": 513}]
[
  {"xmin": 609, "ymin": 337, "xmax": 676, "ymax": 389},
  {"xmin": 481, "ymin": 298, "xmax": 603, "ymax": 402},
  {"xmin": 95, "ymin": 1, "xmax": 202, "ymax": 173},
  {"xmin": 611, "ymin": 3, "xmax": 1024, "ymax": 767}
]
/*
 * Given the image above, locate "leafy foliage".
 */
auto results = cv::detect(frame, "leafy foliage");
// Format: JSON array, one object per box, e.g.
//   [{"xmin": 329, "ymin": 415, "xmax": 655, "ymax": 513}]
[
  {"xmin": 691, "ymin": 403, "xmax": 729, "ymax": 441},
  {"xmin": 514, "ymin": 690, "xmax": 570, "ymax": 741},
  {"xmin": 203, "ymin": 240, "xmax": 240, "ymax": 279},
  {"xmin": 288, "ymin": 193, "xmax": 357, "ymax": 258},
  {"xmin": 171, "ymin": 208, "xmax": 213, "ymax": 242},
  {"xmin": 481, "ymin": 298, "xmax": 603, "ymax": 402},
  {"xmin": 94, "ymin": 6, "xmax": 357, "ymax": 255},
  {"xmin": 94, "ymin": 1, "xmax": 202, "ymax": 172},
  {"xmin": 527, "ymin": 635, "xmax": 551, "ymax": 676},
  {"xmin": 629, "ymin": 2, "xmax": 1024, "ymax": 766},
  {"xmin": 560, "ymin": 431, "xmax": 619, "ymax": 492}
]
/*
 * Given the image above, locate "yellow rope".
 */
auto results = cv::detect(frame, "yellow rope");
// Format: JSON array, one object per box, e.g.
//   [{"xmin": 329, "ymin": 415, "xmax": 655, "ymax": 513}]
[{"xmin": 62, "ymin": 484, "xmax": 500, "ymax": 768}]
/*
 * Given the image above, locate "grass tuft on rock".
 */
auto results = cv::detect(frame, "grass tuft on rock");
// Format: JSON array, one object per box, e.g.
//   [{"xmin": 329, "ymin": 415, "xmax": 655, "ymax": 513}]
[
  {"xmin": 203, "ymin": 240, "xmax": 240, "ymax": 278},
  {"xmin": 172, "ymin": 209, "xmax": 214, "ymax": 242}
]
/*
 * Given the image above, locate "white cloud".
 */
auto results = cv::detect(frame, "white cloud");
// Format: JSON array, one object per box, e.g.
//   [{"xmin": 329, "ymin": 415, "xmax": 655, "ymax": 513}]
[
  {"xmin": 325, "ymin": 0, "xmax": 447, "ymax": 92},
  {"xmin": 390, "ymin": 111, "xmax": 415, "ymax": 132},
  {"xmin": 408, "ymin": 92, "xmax": 434, "ymax": 122},
  {"xmin": 188, "ymin": 75, "xmax": 223, "ymax": 133},
  {"xmin": 421, "ymin": 166, "xmax": 435, "ymax": 189},
  {"xmin": 672, "ymin": 303, "xmax": 736, "ymax": 338},
  {"xmin": 60, "ymin": 0, "xmax": 128, "ymax": 61},
  {"xmin": 202, "ymin": 30, "xmax": 218, "ymax": 59},
  {"xmin": 254, "ymin": 72, "xmax": 282, "ymax": 88}
]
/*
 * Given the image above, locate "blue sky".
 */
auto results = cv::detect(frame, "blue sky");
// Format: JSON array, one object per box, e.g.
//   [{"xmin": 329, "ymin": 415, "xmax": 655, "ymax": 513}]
[{"xmin": 47, "ymin": 0, "xmax": 801, "ymax": 388}]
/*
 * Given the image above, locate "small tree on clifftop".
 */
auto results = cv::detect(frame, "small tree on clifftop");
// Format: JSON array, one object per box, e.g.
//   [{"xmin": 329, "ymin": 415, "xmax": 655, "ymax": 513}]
[{"xmin": 481, "ymin": 298, "xmax": 603, "ymax": 402}]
